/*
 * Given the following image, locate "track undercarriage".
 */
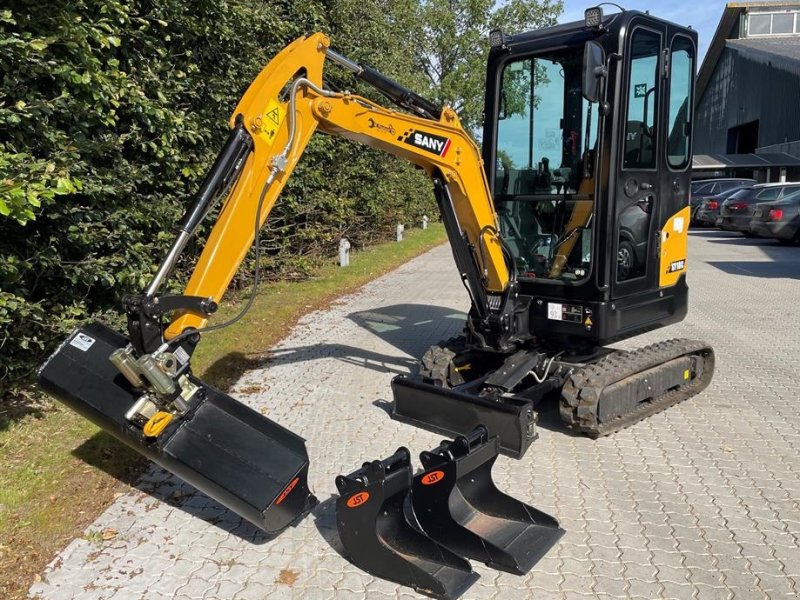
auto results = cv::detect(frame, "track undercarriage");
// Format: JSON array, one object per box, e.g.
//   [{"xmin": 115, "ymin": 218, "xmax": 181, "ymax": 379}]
[{"xmin": 392, "ymin": 336, "xmax": 715, "ymax": 457}]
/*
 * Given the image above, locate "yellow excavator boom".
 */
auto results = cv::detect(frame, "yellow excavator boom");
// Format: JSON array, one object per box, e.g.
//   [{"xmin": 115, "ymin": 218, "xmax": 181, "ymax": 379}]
[{"xmin": 165, "ymin": 33, "xmax": 509, "ymax": 338}]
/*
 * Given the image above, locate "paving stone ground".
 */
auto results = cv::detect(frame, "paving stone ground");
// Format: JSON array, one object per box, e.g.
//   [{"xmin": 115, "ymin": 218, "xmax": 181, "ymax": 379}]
[{"xmin": 30, "ymin": 230, "xmax": 800, "ymax": 600}]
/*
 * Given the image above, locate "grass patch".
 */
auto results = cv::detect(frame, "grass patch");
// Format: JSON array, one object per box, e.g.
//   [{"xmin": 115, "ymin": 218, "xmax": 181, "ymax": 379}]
[{"xmin": 0, "ymin": 224, "xmax": 446, "ymax": 599}]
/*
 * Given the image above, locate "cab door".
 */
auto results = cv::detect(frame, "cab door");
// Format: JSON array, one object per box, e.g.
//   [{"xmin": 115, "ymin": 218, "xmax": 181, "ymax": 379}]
[{"xmin": 612, "ymin": 22, "xmax": 665, "ymax": 298}]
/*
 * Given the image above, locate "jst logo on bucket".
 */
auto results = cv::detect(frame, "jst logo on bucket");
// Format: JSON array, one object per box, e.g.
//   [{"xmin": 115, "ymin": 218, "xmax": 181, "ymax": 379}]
[
  {"xmin": 420, "ymin": 470, "xmax": 445, "ymax": 485},
  {"xmin": 275, "ymin": 476, "xmax": 299, "ymax": 505},
  {"xmin": 346, "ymin": 492, "xmax": 370, "ymax": 508}
]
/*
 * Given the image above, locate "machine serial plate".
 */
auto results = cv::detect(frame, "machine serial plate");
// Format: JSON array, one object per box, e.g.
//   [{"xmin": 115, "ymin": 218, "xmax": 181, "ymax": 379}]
[{"xmin": 547, "ymin": 303, "xmax": 584, "ymax": 323}]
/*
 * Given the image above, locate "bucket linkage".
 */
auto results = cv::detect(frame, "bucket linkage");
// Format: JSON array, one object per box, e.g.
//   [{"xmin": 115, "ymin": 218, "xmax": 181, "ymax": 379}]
[{"xmin": 335, "ymin": 427, "xmax": 563, "ymax": 598}]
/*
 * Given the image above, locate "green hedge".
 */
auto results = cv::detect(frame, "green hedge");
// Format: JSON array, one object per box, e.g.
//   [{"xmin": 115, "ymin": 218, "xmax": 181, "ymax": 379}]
[{"xmin": 0, "ymin": 0, "xmax": 433, "ymax": 399}]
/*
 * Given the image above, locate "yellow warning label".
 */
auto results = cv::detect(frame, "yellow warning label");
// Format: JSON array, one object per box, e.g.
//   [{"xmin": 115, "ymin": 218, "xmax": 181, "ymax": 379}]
[
  {"xmin": 258, "ymin": 99, "xmax": 285, "ymax": 147},
  {"xmin": 683, "ymin": 369, "xmax": 690, "ymax": 380}
]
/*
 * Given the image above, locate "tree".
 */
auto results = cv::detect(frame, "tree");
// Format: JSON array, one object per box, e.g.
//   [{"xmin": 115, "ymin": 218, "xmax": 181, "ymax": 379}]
[{"xmin": 413, "ymin": 0, "xmax": 563, "ymax": 130}]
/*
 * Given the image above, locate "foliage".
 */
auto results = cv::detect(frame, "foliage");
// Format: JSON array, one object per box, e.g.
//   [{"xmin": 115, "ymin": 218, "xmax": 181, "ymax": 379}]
[
  {"xmin": 0, "ymin": 0, "xmax": 435, "ymax": 400},
  {"xmin": 413, "ymin": 0, "xmax": 563, "ymax": 130}
]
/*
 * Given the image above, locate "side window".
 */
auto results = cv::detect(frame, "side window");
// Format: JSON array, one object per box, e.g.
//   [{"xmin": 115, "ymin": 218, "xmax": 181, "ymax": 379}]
[
  {"xmin": 666, "ymin": 36, "xmax": 694, "ymax": 170},
  {"xmin": 781, "ymin": 186, "xmax": 800, "ymax": 197},
  {"xmin": 757, "ymin": 188, "xmax": 781, "ymax": 200},
  {"xmin": 693, "ymin": 182, "xmax": 713, "ymax": 195},
  {"xmin": 624, "ymin": 29, "xmax": 661, "ymax": 170}
]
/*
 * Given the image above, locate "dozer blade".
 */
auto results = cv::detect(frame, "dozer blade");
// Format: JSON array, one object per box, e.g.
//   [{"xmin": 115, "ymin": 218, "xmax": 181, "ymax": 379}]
[
  {"xmin": 560, "ymin": 338, "xmax": 715, "ymax": 437},
  {"xmin": 411, "ymin": 426, "xmax": 564, "ymax": 575},
  {"xmin": 335, "ymin": 448, "xmax": 479, "ymax": 600},
  {"xmin": 38, "ymin": 322, "xmax": 317, "ymax": 536},
  {"xmin": 391, "ymin": 376, "xmax": 538, "ymax": 459}
]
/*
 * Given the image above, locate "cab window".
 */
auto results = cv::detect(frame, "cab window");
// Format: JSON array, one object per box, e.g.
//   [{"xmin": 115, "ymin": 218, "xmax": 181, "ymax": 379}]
[
  {"xmin": 494, "ymin": 47, "xmax": 599, "ymax": 282},
  {"xmin": 667, "ymin": 36, "xmax": 694, "ymax": 170},
  {"xmin": 624, "ymin": 29, "xmax": 661, "ymax": 170}
]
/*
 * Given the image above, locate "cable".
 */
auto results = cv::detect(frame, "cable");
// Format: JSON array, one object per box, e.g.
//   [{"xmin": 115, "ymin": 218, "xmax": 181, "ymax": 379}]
[
  {"xmin": 167, "ymin": 78, "xmax": 338, "ymax": 348},
  {"xmin": 167, "ymin": 175, "xmax": 271, "ymax": 347},
  {"xmin": 530, "ymin": 352, "xmax": 563, "ymax": 383},
  {"xmin": 597, "ymin": 2, "xmax": 625, "ymax": 12}
]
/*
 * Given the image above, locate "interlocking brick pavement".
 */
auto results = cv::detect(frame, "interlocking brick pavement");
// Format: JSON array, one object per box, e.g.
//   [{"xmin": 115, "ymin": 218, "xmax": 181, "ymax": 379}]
[{"xmin": 30, "ymin": 230, "xmax": 800, "ymax": 599}]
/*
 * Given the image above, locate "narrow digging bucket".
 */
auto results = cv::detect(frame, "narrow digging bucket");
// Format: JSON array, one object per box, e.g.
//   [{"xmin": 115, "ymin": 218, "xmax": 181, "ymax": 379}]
[
  {"xmin": 411, "ymin": 426, "xmax": 564, "ymax": 575},
  {"xmin": 38, "ymin": 322, "xmax": 317, "ymax": 536},
  {"xmin": 335, "ymin": 448, "xmax": 479, "ymax": 600}
]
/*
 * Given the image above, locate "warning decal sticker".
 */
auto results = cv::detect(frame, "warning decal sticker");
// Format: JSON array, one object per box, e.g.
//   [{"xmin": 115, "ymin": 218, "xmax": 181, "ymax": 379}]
[{"xmin": 259, "ymin": 99, "xmax": 285, "ymax": 146}]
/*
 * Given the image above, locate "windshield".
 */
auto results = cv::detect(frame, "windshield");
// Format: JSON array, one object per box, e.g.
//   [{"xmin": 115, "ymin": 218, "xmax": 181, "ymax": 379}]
[{"xmin": 494, "ymin": 46, "xmax": 600, "ymax": 282}]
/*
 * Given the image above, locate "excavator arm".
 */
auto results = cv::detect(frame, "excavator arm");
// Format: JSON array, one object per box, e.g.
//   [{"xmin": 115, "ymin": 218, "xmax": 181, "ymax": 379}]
[
  {"xmin": 140, "ymin": 33, "xmax": 510, "ymax": 345},
  {"xmin": 37, "ymin": 32, "xmax": 523, "ymax": 541}
]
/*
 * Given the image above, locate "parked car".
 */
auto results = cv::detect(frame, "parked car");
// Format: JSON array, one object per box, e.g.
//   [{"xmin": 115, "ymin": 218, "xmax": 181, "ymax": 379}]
[
  {"xmin": 749, "ymin": 188, "xmax": 800, "ymax": 244},
  {"xmin": 690, "ymin": 178, "xmax": 756, "ymax": 225},
  {"xmin": 694, "ymin": 186, "xmax": 748, "ymax": 226},
  {"xmin": 717, "ymin": 183, "xmax": 800, "ymax": 235}
]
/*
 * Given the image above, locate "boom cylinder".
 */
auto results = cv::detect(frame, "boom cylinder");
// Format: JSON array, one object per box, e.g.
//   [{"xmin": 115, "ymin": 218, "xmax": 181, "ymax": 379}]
[{"xmin": 327, "ymin": 49, "xmax": 442, "ymax": 119}]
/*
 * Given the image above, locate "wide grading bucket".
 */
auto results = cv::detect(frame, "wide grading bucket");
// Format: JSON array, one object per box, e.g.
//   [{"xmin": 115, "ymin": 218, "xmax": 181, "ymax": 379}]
[{"xmin": 38, "ymin": 322, "xmax": 317, "ymax": 535}]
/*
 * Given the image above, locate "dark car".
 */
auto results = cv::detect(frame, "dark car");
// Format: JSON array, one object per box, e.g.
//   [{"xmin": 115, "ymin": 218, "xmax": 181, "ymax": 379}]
[
  {"xmin": 694, "ymin": 186, "xmax": 747, "ymax": 226},
  {"xmin": 718, "ymin": 183, "xmax": 800, "ymax": 235},
  {"xmin": 690, "ymin": 178, "xmax": 756, "ymax": 225},
  {"xmin": 749, "ymin": 189, "xmax": 800, "ymax": 244}
]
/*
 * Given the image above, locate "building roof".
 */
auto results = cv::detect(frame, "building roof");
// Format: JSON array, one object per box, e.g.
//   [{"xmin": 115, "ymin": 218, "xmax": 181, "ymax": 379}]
[
  {"xmin": 693, "ymin": 152, "xmax": 800, "ymax": 169},
  {"xmin": 696, "ymin": 2, "xmax": 800, "ymax": 103},
  {"xmin": 727, "ymin": 36, "xmax": 800, "ymax": 63}
]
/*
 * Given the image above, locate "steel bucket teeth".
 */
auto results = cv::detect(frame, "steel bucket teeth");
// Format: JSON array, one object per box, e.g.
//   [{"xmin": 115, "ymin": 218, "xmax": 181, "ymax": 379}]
[
  {"xmin": 411, "ymin": 426, "xmax": 564, "ymax": 575},
  {"xmin": 335, "ymin": 448, "xmax": 479, "ymax": 600}
]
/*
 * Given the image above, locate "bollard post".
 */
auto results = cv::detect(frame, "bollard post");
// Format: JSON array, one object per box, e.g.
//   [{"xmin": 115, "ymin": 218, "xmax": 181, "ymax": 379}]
[
  {"xmin": 339, "ymin": 238, "xmax": 351, "ymax": 267},
  {"xmin": 396, "ymin": 224, "xmax": 404, "ymax": 242},
  {"xmin": 422, "ymin": 215, "xmax": 429, "ymax": 230}
]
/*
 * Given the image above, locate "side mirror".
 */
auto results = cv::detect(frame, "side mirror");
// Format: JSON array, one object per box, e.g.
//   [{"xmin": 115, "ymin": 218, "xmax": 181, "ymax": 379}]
[{"xmin": 582, "ymin": 41, "xmax": 606, "ymax": 103}]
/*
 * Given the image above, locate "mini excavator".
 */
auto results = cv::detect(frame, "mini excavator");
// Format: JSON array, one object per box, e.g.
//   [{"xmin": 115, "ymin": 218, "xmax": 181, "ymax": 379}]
[{"xmin": 39, "ymin": 7, "xmax": 713, "ymax": 547}]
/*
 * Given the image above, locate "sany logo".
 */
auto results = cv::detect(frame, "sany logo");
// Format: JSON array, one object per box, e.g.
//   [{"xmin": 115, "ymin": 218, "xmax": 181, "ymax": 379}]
[{"xmin": 403, "ymin": 130, "xmax": 452, "ymax": 157}]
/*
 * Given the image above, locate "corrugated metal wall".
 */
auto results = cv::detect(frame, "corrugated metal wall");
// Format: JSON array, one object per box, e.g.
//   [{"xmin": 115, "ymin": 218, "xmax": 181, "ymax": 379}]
[{"xmin": 694, "ymin": 47, "xmax": 800, "ymax": 154}]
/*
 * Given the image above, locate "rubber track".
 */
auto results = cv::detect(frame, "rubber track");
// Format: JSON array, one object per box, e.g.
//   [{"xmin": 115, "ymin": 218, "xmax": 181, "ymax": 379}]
[{"xmin": 560, "ymin": 338, "xmax": 715, "ymax": 437}]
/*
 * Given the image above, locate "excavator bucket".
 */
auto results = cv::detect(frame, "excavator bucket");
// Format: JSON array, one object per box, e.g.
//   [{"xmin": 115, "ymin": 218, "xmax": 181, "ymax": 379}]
[
  {"xmin": 335, "ymin": 448, "xmax": 479, "ymax": 600},
  {"xmin": 410, "ymin": 426, "xmax": 564, "ymax": 575},
  {"xmin": 38, "ymin": 322, "xmax": 317, "ymax": 536}
]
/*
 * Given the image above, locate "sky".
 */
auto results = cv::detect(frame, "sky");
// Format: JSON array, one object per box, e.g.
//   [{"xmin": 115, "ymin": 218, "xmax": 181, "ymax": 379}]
[{"xmin": 558, "ymin": 1, "xmax": 729, "ymax": 63}]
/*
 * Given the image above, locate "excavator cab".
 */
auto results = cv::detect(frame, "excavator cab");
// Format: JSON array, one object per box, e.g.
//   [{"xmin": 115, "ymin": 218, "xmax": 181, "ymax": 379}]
[
  {"xmin": 393, "ymin": 9, "xmax": 713, "ymax": 456},
  {"xmin": 483, "ymin": 9, "xmax": 698, "ymax": 349}
]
